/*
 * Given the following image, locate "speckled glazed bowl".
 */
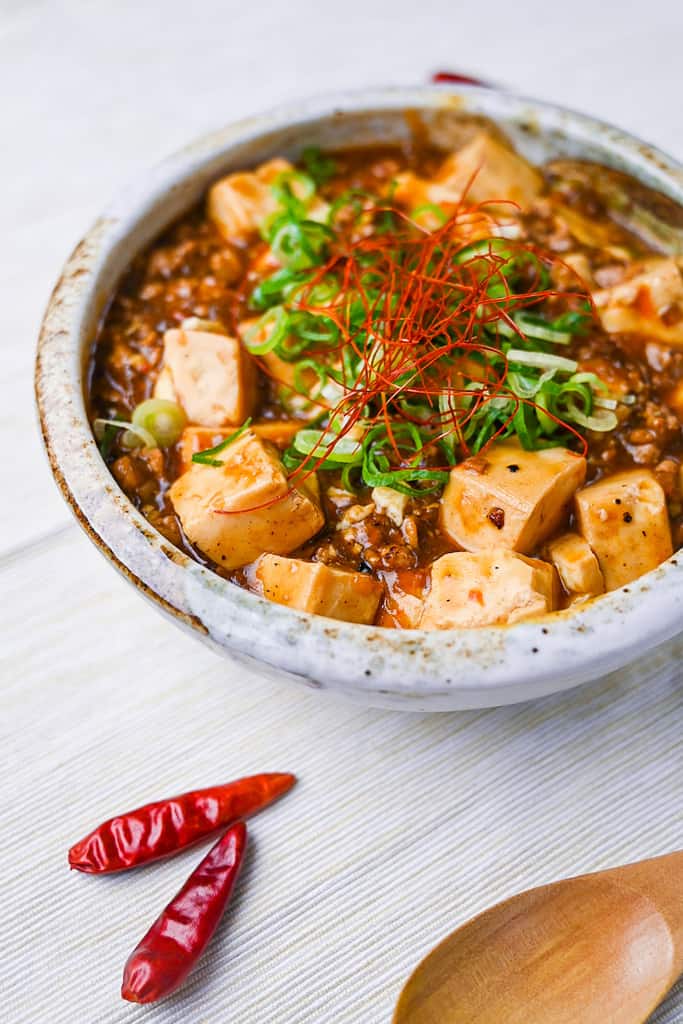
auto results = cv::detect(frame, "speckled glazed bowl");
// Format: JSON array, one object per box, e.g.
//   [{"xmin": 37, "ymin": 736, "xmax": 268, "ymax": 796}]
[{"xmin": 36, "ymin": 86, "xmax": 683, "ymax": 710}]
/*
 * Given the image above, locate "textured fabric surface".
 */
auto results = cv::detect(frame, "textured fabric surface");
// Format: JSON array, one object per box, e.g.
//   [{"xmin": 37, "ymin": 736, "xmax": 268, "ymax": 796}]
[
  {"xmin": 4, "ymin": 533, "xmax": 683, "ymax": 1022},
  {"xmin": 2, "ymin": 1, "xmax": 683, "ymax": 1020}
]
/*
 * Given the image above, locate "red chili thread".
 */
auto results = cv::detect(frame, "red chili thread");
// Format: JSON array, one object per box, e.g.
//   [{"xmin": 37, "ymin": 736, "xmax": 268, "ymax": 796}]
[{"xmin": 215, "ymin": 195, "xmax": 593, "ymax": 514}]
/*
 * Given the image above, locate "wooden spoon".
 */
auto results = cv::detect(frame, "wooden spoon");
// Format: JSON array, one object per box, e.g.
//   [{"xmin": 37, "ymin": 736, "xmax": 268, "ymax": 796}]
[{"xmin": 394, "ymin": 851, "xmax": 683, "ymax": 1024}]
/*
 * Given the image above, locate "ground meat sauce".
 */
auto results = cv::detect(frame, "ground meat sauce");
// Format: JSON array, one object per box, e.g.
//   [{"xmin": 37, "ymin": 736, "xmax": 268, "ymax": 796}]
[{"xmin": 89, "ymin": 130, "xmax": 683, "ymax": 628}]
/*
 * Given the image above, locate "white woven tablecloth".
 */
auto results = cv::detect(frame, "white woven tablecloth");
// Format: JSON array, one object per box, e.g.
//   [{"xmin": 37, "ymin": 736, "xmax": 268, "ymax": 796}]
[{"xmin": 2, "ymin": 1, "xmax": 683, "ymax": 1020}]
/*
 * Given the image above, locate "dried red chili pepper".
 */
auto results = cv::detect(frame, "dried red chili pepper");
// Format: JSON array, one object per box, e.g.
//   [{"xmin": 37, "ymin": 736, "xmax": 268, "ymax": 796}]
[
  {"xmin": 121, "ymin": 820, "xmax": 247, "ymax": 1004},
  {"xmin": 68, "ymin": 772, "xmax": 294, "ymax": 873},
  {"xmin": 432, "ymin": 70, "xmax": 488, "ymax": 86}
]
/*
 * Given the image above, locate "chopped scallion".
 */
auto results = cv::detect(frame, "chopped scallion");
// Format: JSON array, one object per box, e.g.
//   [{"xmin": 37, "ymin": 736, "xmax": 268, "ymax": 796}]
[
  {"xmin": 132, "ymin": 399, "xmax": 187, "ymax": 447},
  {"xmin": 191, "ymin": 419, "xmax": 253, "ymax": 466},
  {"xmin": 506, "ymin": 349, "xmax": 578, "ymax": 373}
]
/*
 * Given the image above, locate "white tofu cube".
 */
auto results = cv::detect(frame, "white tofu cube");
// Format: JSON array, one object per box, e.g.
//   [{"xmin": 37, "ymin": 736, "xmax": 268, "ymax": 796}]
[
  {"xmin": 436, "ymin": 132, "xmax": 542, "ymax": 210},
  {"xmin": 207, "ymin": 158, "xmax": 292, "ymax": 241},
  {"xmin": 574, "ymin": 469, "xmax": 673, "ymax": 589},
  {"xmin": 169, "ymin": 430, "xmax": 323, "ymax": 569},
  {"xmin": 420, "ymin": 549, "xmax": 558, "ymax": 630},
  {"xmin": 544, "ymin": 532, "xmax": 604, "ymax": 597},
  {"xmin": 255, "ymin": 554, "xmax": 382, "ymax": 624},
  {"xmin": 379, "ymin": 569, "xmax": 427, "ymax": 628},
  {"xmin": 441, "ymin": 441, "xmax": 586, "ymax": 555},
  {"xmin": 152, "ymin": 364, "xmax": 176, "ymax": 402},
  {"xmin": 593, "ymin": 259, "xmax": 683, "ymax": 346},
  {"xmin": 176, "ymin": 422, "xmax": 302, "ymax": 474},
  {"xmin": 155, "ymin": 328, "xmax": 256, "ymax": 428}
]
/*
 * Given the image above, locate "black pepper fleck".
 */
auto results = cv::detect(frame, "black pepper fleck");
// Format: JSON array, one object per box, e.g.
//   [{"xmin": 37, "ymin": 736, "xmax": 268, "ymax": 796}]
[
  {"xmin": 488, "ymin": 507, "xmax": 506, "ymax": 529},
  {"xmin": 623, "ymin": 512, "xmax": 633, "ymax": 523},
  {"xmin": 507, "ymin": 464, "xmax": 520, "ymax": 473}
]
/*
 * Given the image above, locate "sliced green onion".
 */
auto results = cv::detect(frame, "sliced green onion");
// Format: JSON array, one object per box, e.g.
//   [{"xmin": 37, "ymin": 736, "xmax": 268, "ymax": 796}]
[
  {"xmin": 507, "ymin": 369, "xmax": 546, "ymax": 399},
  {"xmin": 293, "ymin": 429, "xmax": 363, "ymax": 464},
  {"xmin": 242, "ymin": 306, "xmax": 290, "ymax": 354},
  {"xmin": 570, "ymin": 372, "xmax": 608, "ymax": 392},
  {"xmin": 97, "ymin": 422, "xmax": 117, "ymax": 460},
  {"xmin": 551, "ymin": 308, "xmax": 592, "ymax": 335},
  {"xmin": 301, "ymin": 147, "xmax": 337, "ymax": 186},
  {"xmin": 411, "ymin": 203, "xmax": 448, "ymax": 227},
  {"xmin": 293, "ymin": 359, "xmax": 328, "ymax": 398},
  {"xmin": 291, "ymin": 275, "xmax": 340, "ymax": 308},
  {"xmin": 270, "ymin": 219, "xmax": 333, "ymax": 270},
  {"xmin": 512, "ymin": 402, "xmax": 540, "ymax": 450},
  {"xmin": 340, "ymin": 462, "xmax": 359, "ymax": 491},
  {"xmin": 93, "ymin": 418, "xmax": 157, "ymax": 450},
  {"xmin": 132, "ymin": 399, "xmax": 187, "ymax": 447},
  {"xmin": 437, "ymin": 391, "xmax": 458, "ymax": 463},
  {"xmin": 285, "ymin": 310, "xmax": 339, "ymax": 348},
  {"xmin": 506, "ymin": 349, "xmax": 578, "ymax": 373},
  {"xmin": 275, "ymin": 333, "xmax": 312, "ymax": 362},
  {"xmin": 273, "ymin": 170, "xmax": 316, "ymax": 203},
  {"xmin": 250, "ymin": 268, "xmax": 310, "ymax": 310},
  {"xmin": 399, "ymin": 398, "xmax": 435, "ymax": 422},
  {"xmin": 512, "ymin": 311, "xmax": 573, "ymax": 345},
  {"xmin": 192, "ymin": 419, "xmax": 253, "ymax": 466},
  {"xmin": 327, "ymin": 188, "xmax": 376, "ymax": 229},
  {"xmin": 454, "ymin": 238, "xmax": 512, "ymax": 265},
  {"xmin": 534, "ymin": 389, "xmax": 561, "ymax": 435},
  {"xmin": 565, "ymin": 400, "xmax": 618, "ymax": 432},
  {"xmin": 493, "ymin": 317, "xmax": 518, "ymax": 338}
]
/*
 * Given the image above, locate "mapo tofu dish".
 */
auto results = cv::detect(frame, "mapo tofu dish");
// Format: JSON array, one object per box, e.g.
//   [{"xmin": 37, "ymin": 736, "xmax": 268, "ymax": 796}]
[{"xmin": 89, "ymin": 121, "xmax": 683, "ymax": 629}]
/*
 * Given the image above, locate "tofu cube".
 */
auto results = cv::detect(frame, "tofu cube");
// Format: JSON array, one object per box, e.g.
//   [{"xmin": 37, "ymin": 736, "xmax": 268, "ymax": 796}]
[
  {"xmin": 169, "ymin": 430, "xmax": 323, "ymax": 569},
  {"xmin": 436, "ymin": 132, "xmax": 542, "ymax": 210},
  {"xmin": 544, "ymin": 532, "xmax": 604, "ymax": 597},
  {"xmin": 255, "ymin": 554, "xmax": 382, "ymax": 624},
  {"xmin": 155, "ymin": 328, "xmax": 256, "ymax": 428},
  {"xmin": 441, "ymin": 442, "xmax": 586, "ymax": 555},
  {"xmin": 593, "ymin": 259, "xmax": 683, "ymax": 346},
  {"xmin": 378, "ymin": 569, "xmax": 428, "ymax": 629},
  {"xmin": 153, "ymin": 363, "xmax": 176, "ymax": 402},
  {"xmin": 392, "ymin": 176, "xmax": 520, "ymax": 239},
  {"xmin": 574, "ymin": 469, "xmax": 673, "ymax": 590},
  {"xmin": 207, "ymin": 158, "xmax": 292, "ymax": 242},
  {"xmin": 419, "ymin": 549, "xmax": 558, "ymax": 630},
  {"xmin": 176, "ymin": 422, "xmax": 303, "ymax": 474}
]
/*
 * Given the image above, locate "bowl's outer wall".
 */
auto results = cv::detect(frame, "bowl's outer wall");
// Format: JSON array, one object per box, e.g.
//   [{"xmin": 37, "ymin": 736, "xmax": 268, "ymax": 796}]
[{"xmin": 36, "ymin": 87, "xmax": 683, "ymax": 709}]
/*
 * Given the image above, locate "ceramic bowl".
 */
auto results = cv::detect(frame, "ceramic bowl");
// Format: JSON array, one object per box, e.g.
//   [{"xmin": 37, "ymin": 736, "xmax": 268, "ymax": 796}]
[{"xmin": 35, "ymin": 86, "xmax": 683, "ymax": 710}]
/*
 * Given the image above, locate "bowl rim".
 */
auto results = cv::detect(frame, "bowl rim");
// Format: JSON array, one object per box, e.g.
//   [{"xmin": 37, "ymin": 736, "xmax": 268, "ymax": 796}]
[{"xmin": 35, "ymin": 84, "xmax": 683, "ymax": 708}]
